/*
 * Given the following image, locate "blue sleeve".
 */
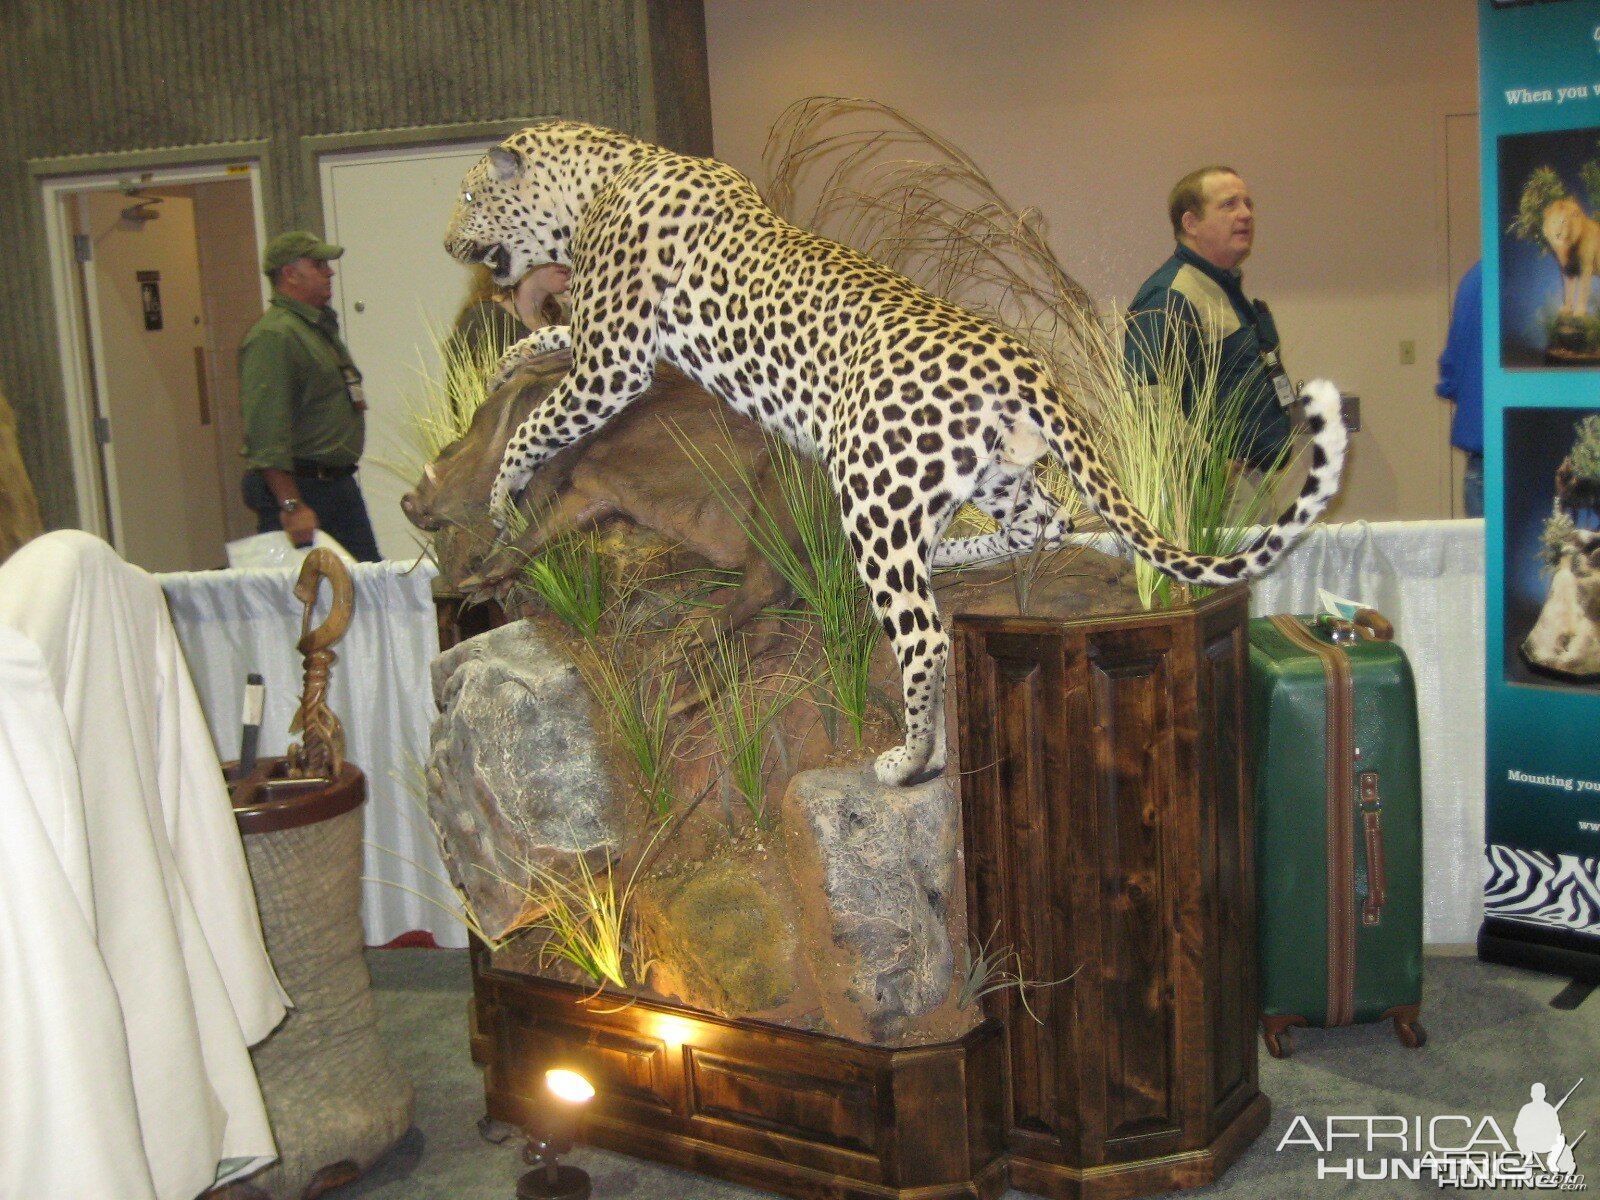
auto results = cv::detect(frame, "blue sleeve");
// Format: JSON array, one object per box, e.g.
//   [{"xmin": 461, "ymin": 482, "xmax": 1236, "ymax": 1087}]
[{"xmin": 1437, "ymin": 262, "xmax": 1481, "ymax": 402}]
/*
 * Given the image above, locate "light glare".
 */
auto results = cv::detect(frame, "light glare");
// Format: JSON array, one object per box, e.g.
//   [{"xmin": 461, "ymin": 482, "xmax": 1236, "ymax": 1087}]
[{"xmin": 545, "ymin": 1068, "xmax": 595, "ymax": 1104}]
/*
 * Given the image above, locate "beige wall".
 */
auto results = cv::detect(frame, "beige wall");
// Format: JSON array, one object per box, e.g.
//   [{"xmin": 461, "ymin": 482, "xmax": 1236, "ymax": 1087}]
[{"xmin": 705, "ymin": 0, "xmax": 1480, "ymax": 521}]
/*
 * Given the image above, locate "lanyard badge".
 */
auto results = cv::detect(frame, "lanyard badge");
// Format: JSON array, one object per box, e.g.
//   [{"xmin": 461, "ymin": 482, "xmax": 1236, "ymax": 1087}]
[
  {"xmin": 341, "ymin": 365, "xmax": 368, "ymax": 412},
  {"xmin": 1253, "ymin": 299, "xmax": 1296, "ymax": 409},
  {"xmin": 1263, "ymin": 347, "xmax": 1296, "ymax": 409}
]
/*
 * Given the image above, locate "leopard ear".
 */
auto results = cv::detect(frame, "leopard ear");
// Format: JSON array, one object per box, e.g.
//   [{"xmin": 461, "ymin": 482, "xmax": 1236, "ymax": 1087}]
[{"xmin": 488, "ymin": 146, "xmax": 524, "ymax": 182}]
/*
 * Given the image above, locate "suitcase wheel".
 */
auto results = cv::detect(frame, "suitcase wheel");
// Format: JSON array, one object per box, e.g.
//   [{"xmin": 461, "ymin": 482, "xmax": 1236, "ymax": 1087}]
[
  {"xmin": 1261, "ymin": 1014, "xmax": 1307, "ymax": 1059},
  {"xmin": 1264, "ymin": 1027, "xmax": 1292, "ymax": 1059},
  {"xmin": 1393, "ymin": 1016, "xmax": 1427, "ymax": 1049}
]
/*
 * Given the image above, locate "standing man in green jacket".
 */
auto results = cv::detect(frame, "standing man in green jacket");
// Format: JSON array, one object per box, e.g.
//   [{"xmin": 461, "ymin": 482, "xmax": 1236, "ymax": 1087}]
[
  {"xmin": 1124, "ymin": 166, "xmax": 1296, "ymax": 472},
  {"xmin": 239, "ymin": 231, "xmax": 381, "ymax": 561}
]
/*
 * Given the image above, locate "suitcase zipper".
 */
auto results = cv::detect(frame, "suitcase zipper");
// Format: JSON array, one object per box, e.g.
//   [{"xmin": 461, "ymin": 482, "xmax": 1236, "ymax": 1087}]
[{"xmin": 1269, "ymin": 614, "xmax": 1357, "ymax": 1027}]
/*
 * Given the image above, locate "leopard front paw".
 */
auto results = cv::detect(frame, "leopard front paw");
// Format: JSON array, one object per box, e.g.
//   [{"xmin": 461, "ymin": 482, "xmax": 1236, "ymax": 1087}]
[
  {"xmin": 488, "ymin": 483, "xmax": 514, "ymax": 537},
  {"xmin": 1043, "ymin": 503, "xmax": 1076, "ymax": 543},
  {"xmin": 485, "ymin": 358, "xmax": 521, "ymax": 396}
]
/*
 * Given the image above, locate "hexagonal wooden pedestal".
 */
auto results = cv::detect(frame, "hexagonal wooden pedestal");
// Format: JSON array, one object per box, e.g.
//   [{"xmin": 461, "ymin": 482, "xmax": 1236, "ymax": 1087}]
[{"xmin": 952, "ymin": 584, "xmax": 1267, "ymax": 1198}]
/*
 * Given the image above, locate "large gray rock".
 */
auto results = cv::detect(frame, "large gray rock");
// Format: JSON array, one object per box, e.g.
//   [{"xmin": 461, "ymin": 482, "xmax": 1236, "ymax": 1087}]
[
  {"xmin": 427, "ymin": 622, "xmax": 621, "ymax": 940},
  {"xmin": 780, "ymin": 766, "xmax": 959, "ymax": 1041}
]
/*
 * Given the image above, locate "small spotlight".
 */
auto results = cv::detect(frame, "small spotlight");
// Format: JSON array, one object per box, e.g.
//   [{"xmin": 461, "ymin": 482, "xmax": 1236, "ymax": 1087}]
[
  {"xmin": 515, "ymin": 1068, "xmax": 595, "ymax": 1200},
  {"xmin": 545, "ymin": 1069, "xmax": 595, "ymax": 1105}
]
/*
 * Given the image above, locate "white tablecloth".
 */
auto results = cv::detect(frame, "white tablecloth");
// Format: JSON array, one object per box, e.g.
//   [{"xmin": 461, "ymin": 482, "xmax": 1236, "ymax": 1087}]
[
  {"xmin": 158, "ymin": 521, "xmax": 1490, "ymax": 947},
  {"xmin": 158, "ymin": 557, "xmax": 466, "ymax": 949}
]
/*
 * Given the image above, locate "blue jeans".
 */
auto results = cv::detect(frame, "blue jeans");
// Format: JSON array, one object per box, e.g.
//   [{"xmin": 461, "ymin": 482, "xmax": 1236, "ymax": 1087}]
[
  {"xmin": 242, "ymin": 471, "xmax": 382, "ymax": 562},
  {"xmin": 1462, "ymin": 452, "xmax": 1484, "ymax": 519}
]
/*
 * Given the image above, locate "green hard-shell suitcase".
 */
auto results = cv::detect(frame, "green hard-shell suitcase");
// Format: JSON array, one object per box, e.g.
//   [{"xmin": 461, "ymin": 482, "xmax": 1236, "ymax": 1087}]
[{"xmin": 1248, "ymin": 611, "xmax": 1426, "ymax": 1058}]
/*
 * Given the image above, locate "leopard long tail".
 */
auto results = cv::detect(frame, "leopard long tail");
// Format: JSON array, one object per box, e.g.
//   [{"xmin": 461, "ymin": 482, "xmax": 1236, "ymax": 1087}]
[{"xmin": 1035, "ymin": 379, "xmax": 1347, "ymax": 586}]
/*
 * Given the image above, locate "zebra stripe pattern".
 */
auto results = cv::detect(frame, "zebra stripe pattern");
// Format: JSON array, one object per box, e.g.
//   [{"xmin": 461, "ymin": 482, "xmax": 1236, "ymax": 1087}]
[{"xmin": 1485, "ymin": 845, "xmax": 1600, "ymax": 934}]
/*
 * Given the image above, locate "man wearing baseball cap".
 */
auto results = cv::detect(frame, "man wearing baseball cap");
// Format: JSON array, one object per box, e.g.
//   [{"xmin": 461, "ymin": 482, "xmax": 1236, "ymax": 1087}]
[{"xmin": 238, "ymin": 230, "xmax": 381, "ymax": 560}]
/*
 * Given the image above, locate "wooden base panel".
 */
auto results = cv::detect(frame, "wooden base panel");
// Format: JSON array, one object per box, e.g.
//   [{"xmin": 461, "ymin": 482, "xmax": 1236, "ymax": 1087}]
[
  {"xmin": 952, "ymin": 589, "xmax": 1265, "ymax": 1198},
  {"xmin": 478, "ymin": 967, "xmax": 1008, "ymax": 1200},
  {"xmin": 1007, "ymin": 1096, "xmax": 1270, "ymax": 1200},
  {"xmin": 486, "ymin": 1105, "xmax": 1012, "ymax": 1200}
]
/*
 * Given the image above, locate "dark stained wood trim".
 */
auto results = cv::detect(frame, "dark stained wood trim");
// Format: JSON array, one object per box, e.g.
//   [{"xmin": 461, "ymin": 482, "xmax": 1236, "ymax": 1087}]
[
  {"xmin": 477, "ymin": 969, "xmax": 1007, "ymax": 1200},
  {"xmin": 225, "ymin": 759, "xmax": 364, "ymax": 834},
  {"xmin": 1007, "ymin": 1094, "xmax": 1269, "ymax": 1200},
  {"xmin": 952, "ymin": 586, "xmax": 1264, "ymax": 1194}
]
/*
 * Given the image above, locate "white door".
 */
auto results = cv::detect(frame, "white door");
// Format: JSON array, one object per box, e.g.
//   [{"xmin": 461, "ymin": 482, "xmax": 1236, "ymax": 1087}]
[
  {"xmin": 320, "ymin": 142, "xmax": 497, "ymax": 561},
  {"xmin": 79, "ymin": 190, "xmax": 225, "ymax": 571}
]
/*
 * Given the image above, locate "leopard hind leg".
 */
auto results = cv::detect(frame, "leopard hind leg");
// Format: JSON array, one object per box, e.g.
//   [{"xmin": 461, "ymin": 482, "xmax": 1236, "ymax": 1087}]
[
  {"xmin": 839, "ymin": 489, "xmax": 954, "ymax": 787},
  {"xmin": 932, "ymin": 466, "xmax": 1073, "ymax": 569}
]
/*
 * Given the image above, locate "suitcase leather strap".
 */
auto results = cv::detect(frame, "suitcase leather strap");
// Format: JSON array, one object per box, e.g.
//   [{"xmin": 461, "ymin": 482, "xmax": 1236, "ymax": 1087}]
[
  {"xmin": 1269, "ymin": 614, "xmax": 1357, "ymax": 1027},
  {"xmin": 1360, "ymin": 772, "xmax": 1386, "ymax": 926}
]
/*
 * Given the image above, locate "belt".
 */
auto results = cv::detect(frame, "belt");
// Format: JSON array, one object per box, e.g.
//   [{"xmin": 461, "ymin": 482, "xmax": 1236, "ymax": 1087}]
[{"xmin": 293, "ymin": 460, "xmax": 357, "ymax": 479}]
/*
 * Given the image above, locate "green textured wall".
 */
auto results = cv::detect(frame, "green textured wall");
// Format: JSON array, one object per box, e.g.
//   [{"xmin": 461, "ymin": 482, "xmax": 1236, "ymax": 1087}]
[{"xmin": 0, "ymin": 0, "xmax": 710, "ymax": 528}]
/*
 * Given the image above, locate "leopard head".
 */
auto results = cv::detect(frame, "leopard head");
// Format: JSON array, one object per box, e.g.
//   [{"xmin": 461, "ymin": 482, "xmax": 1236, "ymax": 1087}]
[{"xmin": 444, "ymin": 122, "xmax": 646, "ymax": 287}]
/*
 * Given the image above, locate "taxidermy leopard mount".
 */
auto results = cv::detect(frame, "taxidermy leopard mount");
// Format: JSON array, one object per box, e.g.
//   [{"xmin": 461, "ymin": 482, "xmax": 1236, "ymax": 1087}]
[{"xmin": 443, "ymin": 120, "xmax": 1347, "ymax": 787}]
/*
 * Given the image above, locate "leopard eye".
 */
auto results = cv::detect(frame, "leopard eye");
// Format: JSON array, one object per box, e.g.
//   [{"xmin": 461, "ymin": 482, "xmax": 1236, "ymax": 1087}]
[{"xmin": 463, "ymin": 190, "xmax": 475, "ymax": 203}]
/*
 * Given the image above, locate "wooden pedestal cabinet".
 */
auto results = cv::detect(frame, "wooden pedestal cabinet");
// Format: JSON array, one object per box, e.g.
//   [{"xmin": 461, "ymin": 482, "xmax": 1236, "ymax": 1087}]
[{"xmin": 952, "ymin": 585, "xmax": 1267, "ymax": 1199}]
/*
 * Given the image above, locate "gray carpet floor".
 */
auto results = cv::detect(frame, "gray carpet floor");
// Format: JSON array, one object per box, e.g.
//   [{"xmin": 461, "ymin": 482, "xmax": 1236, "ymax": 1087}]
[{"xmin": 329, "ymin": 947, "xmax": 1597, "ymax": 1199}]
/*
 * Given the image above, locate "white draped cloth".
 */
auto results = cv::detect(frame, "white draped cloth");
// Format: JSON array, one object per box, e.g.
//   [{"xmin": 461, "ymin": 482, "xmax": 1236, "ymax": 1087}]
[
  {"xmin": 157, "ymin": 558, "xmax": 462, "ymax": 948},
  {"xmin": 0, "ymin": 531, "xmax": 287, "ymax": 1200}
]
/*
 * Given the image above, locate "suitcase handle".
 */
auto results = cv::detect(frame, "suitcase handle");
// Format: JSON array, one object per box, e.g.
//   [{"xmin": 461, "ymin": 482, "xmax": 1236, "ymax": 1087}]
[
  {"xmin": 1313, "ymin": 610, "xmax": 1394, "ymax": 644},
  {"xmin": 1353, "ymin": 609, "xmax": 1394, "ymax": 642},
  {"xmin": 1359, "ymin": 771, "xmax": 1387, "ymax": 926}
]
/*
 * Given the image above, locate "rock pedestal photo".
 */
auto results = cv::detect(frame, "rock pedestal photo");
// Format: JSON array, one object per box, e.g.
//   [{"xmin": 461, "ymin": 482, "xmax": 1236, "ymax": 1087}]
[{"xmin": 428, "ymin": 533, "xmax": 1262, "ymax": 1199}]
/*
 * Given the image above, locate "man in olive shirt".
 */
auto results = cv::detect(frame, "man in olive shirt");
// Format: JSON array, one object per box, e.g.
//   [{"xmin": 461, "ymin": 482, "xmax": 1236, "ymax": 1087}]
[
  {"xmin": 1124, "ymin": 167, "xmax": 1295, "ymax": 471},
  {"xmin": 239, "ymin": 230, "xmax": 381, "ymax": 561}
]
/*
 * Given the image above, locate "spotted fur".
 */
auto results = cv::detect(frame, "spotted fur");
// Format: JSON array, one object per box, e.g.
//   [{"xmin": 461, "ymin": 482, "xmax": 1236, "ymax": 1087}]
[{"xmin": 444, "ymin": 121, "xmax": 1348, "ymax": 786}]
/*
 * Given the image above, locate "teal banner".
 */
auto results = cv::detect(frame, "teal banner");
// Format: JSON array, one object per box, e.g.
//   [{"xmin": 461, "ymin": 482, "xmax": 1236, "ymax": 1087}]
[{"xmin": 1480, "ymin": 1, "xmax": 1600, "ymax": 887}]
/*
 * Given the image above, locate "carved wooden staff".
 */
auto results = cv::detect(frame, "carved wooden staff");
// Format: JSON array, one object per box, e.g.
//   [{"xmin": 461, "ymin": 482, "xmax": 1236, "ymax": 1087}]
[{"xmin": 284, "ymin": 549, "xmax": 354, "ymax": 780}]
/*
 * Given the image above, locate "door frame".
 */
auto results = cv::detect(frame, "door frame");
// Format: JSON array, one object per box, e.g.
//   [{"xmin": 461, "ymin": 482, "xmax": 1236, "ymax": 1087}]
[{"xmin": 34, "ymin": 144, "xmax": 271, "ymax": 545}]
